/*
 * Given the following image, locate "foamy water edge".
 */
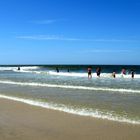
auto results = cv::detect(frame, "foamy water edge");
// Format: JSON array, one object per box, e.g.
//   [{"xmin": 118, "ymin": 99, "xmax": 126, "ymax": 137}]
[
  {"xmin": 0, "ymin": 80, "xmax": 140, "ymax": 94},
  {"xmin": 0, "ymin": 94, "xmax": 140, "ymax": 125}
]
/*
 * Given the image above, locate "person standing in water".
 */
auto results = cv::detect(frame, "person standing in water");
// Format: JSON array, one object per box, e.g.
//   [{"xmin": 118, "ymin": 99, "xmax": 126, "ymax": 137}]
[
  {"xmin": 17, "ymin": 67, "xmax": 20, "ymax": 71},
  {"xmin": 122, "ymin": 69, "xmax": 126, "ymax": 75},
  {"xmin": 96, "ymin": 67, "xmax": 101, "ymax": 77},
  {"xmin": 121, "ymin": 68, "xmax": 126, "ymax": 77},
  {"xmin": 56, "ymin": 67, "xmax": 59, "ymax": 73},
  {"xmin": 131, "ymin": 69, "xmax": 134, "ymax": 78},
  {"xmin": 88, "ymin": 67, "xmax": 92, "ymax": 79},
  {"xmin": 112, "ymin": 70, "xmax": 116, "ymax": 78}
]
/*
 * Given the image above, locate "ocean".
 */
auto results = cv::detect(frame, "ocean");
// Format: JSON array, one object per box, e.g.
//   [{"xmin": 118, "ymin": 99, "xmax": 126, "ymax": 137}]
[{"xmin": 0, "ymin": 65, "xmax": 140, "ymax": 124}]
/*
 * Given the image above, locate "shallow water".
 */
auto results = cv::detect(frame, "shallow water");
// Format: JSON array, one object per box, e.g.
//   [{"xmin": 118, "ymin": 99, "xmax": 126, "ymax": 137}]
[{"xmin": 0, "ymin": 65, "xmax": 140, "ymax": 124}]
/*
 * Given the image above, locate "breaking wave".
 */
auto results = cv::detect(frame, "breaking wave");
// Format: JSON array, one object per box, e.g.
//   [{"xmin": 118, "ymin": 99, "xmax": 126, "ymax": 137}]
[
  {"xmin": 0, "ymin": 80, "xmax": 140, "ymax": 94},
  {"xmin": 0, "ymin": 94, "xmax": 139, "ymax": 124}
]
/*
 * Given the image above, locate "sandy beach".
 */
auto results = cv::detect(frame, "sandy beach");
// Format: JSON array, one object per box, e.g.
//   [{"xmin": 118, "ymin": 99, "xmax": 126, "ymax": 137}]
[{"xmin": 0, "ymin": 99, "xmax": 139, "ymax": 140}]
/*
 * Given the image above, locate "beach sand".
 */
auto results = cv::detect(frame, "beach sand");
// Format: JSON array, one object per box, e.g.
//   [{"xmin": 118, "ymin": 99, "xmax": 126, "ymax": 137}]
[{"xmin": 0, "ymin": 99, "xmax": 140, "ymax": 140}]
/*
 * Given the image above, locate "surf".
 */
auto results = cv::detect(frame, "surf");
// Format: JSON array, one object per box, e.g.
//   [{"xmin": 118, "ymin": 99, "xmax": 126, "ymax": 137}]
[
  {"xmin": 0, "ymin": 80, "xmax": 140, "ymax": 94},
  {"xmin": 0, "ymin": 94, "xmax": 139, "ymax": 125},
  {"xmin": 15, "ymin": 69, "xmax": 140, "ymax": 79}
]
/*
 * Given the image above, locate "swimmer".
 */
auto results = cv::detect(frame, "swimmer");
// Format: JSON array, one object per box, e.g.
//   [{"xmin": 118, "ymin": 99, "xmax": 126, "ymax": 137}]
[
  {"xmin": 96, "ymin": 67, "xmax": 101, "ymax": 77},
  {"xmin": 112, "ymin": 70, "xmax": 116, "ymax": 78},
  {"xmin": 56, "ymin": 67, "xmax": 59, "ymax": 73},
  {"xmin": 122, "ymin": 69, "xmax": 126, "ymax": 75},
  {"xmin": 121, "ymin": 68, "xmax": 126, "ymax": 77},
  {"xmin": 88, "ymin": 67, "xmax": 92, "ymax": 79},
  {"xmin": 131, "ymin": 69, "xmax": 134, "ymax": 78}
]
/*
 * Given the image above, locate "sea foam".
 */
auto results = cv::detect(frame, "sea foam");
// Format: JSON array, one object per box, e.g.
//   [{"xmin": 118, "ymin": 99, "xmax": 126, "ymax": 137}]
[
  {"xmin": 0, "ymin": 94, "xmax": 140, "ymax": 125},
  {"xmin": 0, "ymin": 80, "xmax": 140, "ymax": 94}
]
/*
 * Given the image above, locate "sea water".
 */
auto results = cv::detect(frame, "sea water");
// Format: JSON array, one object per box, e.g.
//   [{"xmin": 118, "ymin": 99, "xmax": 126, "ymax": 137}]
[{"xmin": 0, "ymin": 65, "xmax": 140, "ymax": 124}]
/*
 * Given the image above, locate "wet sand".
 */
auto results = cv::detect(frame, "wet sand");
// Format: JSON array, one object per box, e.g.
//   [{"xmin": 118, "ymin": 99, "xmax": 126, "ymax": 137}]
[{"xmin": 0, "ymin": 99, "xmax": 140, "ymax": 140}]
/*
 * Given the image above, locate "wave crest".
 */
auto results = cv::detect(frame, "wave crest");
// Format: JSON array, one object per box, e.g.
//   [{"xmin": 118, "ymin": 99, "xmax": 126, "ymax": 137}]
[{"xmin": 0, "ymin": 80, "xmax": 140, "ymax": 94}]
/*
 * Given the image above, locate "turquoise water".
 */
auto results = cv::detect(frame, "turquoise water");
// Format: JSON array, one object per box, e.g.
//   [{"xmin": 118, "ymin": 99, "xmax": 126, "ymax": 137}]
[{"xmin": 0, "ymin": 65, "xmax": 140, "ymax": 124}]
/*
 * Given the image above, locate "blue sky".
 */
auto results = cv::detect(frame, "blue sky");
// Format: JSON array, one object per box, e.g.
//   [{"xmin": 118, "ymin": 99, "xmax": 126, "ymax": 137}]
[{"xmin": 0, "ymin": 0, "xmax": 140, "ymax": 65}]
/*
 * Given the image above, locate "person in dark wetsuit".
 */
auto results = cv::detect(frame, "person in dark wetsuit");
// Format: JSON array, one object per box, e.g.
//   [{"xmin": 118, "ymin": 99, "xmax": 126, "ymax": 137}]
[
  {"xmin": 56, "ymin": 67, "xmax": 59, "ymax": 73},
  {"xmin": 131, "ymin": 69, "xmax": 134, "ymax": 78},
  {"xmin": 88, "ymin": 67, "xmax": 92, "ymax": 79},
  {"xmin": 96, "ymin": 67, "xmax": 101, "ymax": 77},
  {"xmin": 17, "ymin": 67, "xmax": 20, "ymax": 71}
]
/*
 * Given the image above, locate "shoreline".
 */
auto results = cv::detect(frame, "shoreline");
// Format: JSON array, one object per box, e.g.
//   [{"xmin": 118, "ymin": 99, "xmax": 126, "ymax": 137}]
[
  {"xmin": 0, "ymin": 98, "xmax": 140, "ymax": 140},
  {"xmin": 0, "ymin": 94, "xmax": 140, "ymax": 125}
]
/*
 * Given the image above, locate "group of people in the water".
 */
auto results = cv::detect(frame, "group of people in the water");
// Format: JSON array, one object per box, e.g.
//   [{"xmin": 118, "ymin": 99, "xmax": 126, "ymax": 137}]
[
  {"xmin": 17, "ymin": 66, "xmax": 135, "ymax": 79},
  {"xmin": 88, "ymin": 67, "xmax": 102, "ymax": 79},
  {"xmin": 56, "ymin": 67, "xmax": 135, "ymax": 79},
  {"xmin": 88, "ymin": 67, "xmax": 135, "ymax": 79},
  {"xmin": 55, "ymin": 67, "xmax": 135, "ymax": 79}
]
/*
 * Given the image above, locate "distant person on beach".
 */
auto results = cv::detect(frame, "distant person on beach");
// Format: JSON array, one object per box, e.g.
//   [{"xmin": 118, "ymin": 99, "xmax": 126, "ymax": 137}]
[
  {"xmin": 112, "ymin": 70, "xmax": 116, "ymax": 78},
  {"xmin": 88, "ymin": 67, "xmax": 92, "ymax": 79},
  {"xmin": 96, "ymin": 67, "xmax": 101, "ymax": 77},
  {"xmin": 131, "ymin": 69, "xmax": 134, "ymax": 78},
  {"xmin": 56, "ymin": 67, "xmax": 59, "ymax": 73},
  {"xmin": 17, "ymin": 67, "xmax": 20, "ymax": 71},
  {"xmin": 67, "ymin": 69, "xmax": 70, "ymax": 72},
  {"xmin": 121, "ymin": 69, "xmax": 126, "ymax": 75}
]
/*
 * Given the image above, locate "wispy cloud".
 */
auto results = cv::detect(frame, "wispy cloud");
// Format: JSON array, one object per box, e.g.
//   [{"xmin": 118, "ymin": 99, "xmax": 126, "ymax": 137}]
[
  {"xmin": 30, "ymin": 19, "xmax": 65, "ymax": 24},
  {"xmin": 30, "ymin": 19, "xmax": 57, "ymax": 24},
  {"xmin": 17, "ymin": 35, "xmax": 81, "ymax": 41},
  {"xmin": 83, "ymin": 49, "xmax": 132, "ymax": 53},
  {"xmin": 16, "ymin": 35, "xmax": 140, "ymax": 42},
  {"xmin": 86, "ymin": 39, "xmax": 138, "ymax": 42}
]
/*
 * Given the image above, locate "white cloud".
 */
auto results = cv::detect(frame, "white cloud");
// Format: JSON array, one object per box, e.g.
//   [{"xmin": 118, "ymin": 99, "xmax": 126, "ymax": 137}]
[
  {"xmin": 17, "ymin": 35, "xmax": 81, "ymax": 41},
  {"xmin": 83, "ymin": 49, "xmax": 132, "ymax": 53},
  {"xmin": 86, "ymin": 39, "xmax": 137, "ymax": 42},
  {"xmin": 30, "ymin": 19, "xmax": 57, "ymax": 24},
  {"xmin": 30, "ymin": 19, "xmax": 66, "ymax": 24},
  {"xmin": 16, "ymin": 35, "xmax": 139, "ymax": 42}
]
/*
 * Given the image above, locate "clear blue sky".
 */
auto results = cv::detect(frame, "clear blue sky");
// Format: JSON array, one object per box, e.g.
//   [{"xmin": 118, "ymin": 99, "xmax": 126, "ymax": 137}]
[{"xmin": 0, "ymin": 0, "xmax": 140, "ymax": 65}]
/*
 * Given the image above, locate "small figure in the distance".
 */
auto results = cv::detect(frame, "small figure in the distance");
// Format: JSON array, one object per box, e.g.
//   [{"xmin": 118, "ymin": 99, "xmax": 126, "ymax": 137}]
[
  {"xmin": 112, "ymin": 70, "xmax": 116, "ymax": 78},
  {"xmin": 67, "ymin": 69, "xmax": 70, "ymax": 72},
  {"xmin": 56, "ymin": 67, "xmax": 59, "ymax": 73},
  {"xmin": 96, "ymin": 67, "xmax": 101, "ymax": 77},
  {"xmin": 121, "ymin": 68, "xmax": 126, "ymax": 77},
  {"xmin": 88, "ymin": 67, "xmax": 92, "ymax": 79},
  {"xmin": 131, "ymin": 69, "xmax": 135, "ymax": 78},
  {"xmin": 17, "ymin": 67, "xmax": 20, "ymax": 71},
  {"xmin": 121, "ymin": 68, "xmax": 126, "ymax": 75}
]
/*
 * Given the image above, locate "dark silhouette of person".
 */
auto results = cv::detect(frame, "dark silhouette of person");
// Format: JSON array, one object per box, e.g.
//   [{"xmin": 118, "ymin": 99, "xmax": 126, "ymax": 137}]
[
  {"xmin": 131, "ymin": 69, "xmax": 134, "ymax": 78},
  {"xmin": 88, "ymin": 67, "xmax": 92, "ymax": 79},
  {"xmin": 56, "ymin": 67, "xmax": 59, "ymax": 73},
  {"xmin": 96, "ymin": 67, "xmax": 101, "ymax": 77},
  {"xmin": 112, "ymin": 70, "xmax": 116, "ymax": 78},
  {"xmin": 18, "ymin": 67, "xmax": 20, "ymax": 71}
]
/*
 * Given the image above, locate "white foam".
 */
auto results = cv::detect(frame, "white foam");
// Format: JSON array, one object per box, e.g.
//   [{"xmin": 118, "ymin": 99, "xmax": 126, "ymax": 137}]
[
  {"xmin": 21, "ymin": 66, "xmax": 39, "ymax": 70},
  {"xmin": 48, "ymin": 71, "xmax": 88, "ymax": 77},
  {"xmin": 6, "ymin": 67, "xmax": 140, "ymax": 79},
  {"xmin": 0, "ymin": 94, "xmax": 139, "ymax": 124},
  {"xmin": 0, "ymin": 80, "xmax": 140, "ymax": 94},
  {"xmin": 13, "ymin": 66, "xmax": 41, "ymax": 74},
  {"xmin": 0, "ymin": 66, "xmax": 39, "ymax": 73},
  {"xmin": 47, "ymin": 71, "xmax": 140, "ymax": 79},
  {"xmin": 0, "ymin": 67, "xmax": 17, "ymax": 71},
  {"xmin": 1, "ymin": 66, "xmax": 140, "ymax": 79}
]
